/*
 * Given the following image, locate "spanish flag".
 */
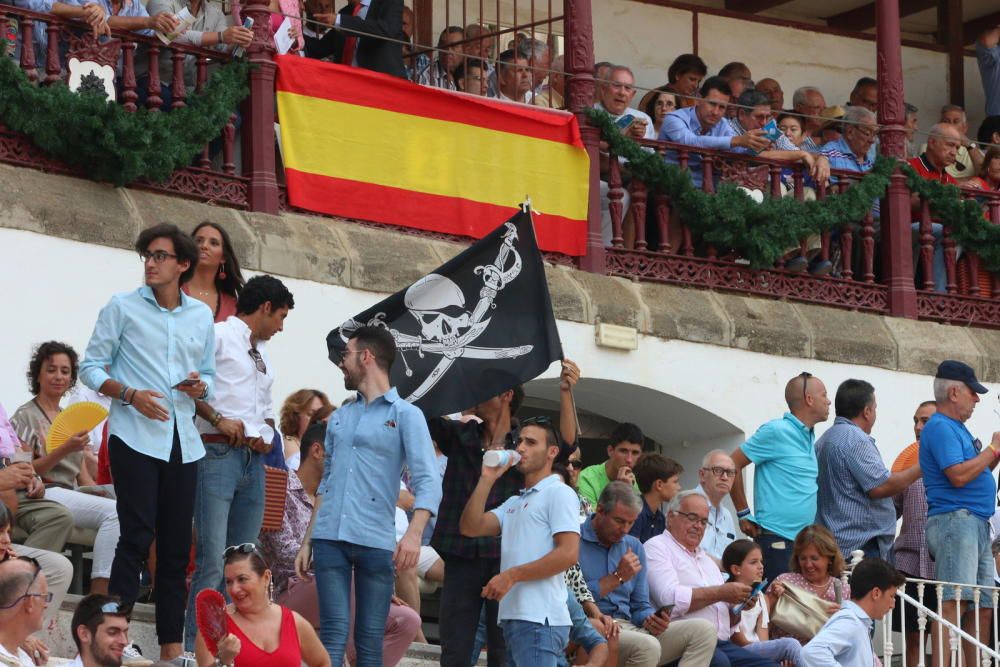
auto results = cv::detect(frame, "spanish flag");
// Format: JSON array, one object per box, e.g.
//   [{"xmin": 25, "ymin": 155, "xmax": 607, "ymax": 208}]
[{"xmin": 275, "ymin": 56, "xmax": 590, "ymax": 256}]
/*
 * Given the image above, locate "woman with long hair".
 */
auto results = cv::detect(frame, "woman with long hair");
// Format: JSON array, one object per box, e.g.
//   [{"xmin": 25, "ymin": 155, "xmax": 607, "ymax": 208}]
[
  {"xmin": 279, "ymin": 390, "xmax": 333, "ymax": 470},
  {"xmin": 9, "ymin": 341, "xmax": 120, "ymax": 595},
  {"xmin": 183, "ymin": 222, "xmax": 246, "ymax": 322}
]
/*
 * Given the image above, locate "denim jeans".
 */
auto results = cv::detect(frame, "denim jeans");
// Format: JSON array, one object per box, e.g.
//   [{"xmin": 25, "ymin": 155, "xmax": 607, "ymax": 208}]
[
  {"xmin": 742, "ymin": 637, "xmax": 802, "ymax": 664},
  {"xmin": 709, "ymin": 639, "xmax": 781, "ymax": 667},
  {"xmin": 755, "ymin": 531, "xmax": 793, "ymax": 583},
  {"xmin": 500, "ymin": 620, "xmax": 569, "ymax": 667},
  {"xmin": 183, "ymin": 442, "xmax": 265, "ymax": 649},
  {"xmin": 911, "ymin": 221, "xmax": 948, "ymax": 292},
  {"xmin": 313, "ymin": 539, "xmax": 395, "ymax": 667},
  {"xmin": 926, "ymin": 509, "xmax": 995, "ymax": 605}
]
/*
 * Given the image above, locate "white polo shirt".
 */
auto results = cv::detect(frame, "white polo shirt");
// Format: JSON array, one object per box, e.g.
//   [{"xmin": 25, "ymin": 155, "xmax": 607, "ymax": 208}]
[{"xmin": 490, "ymin": 474, "xmax": 580, "ymax": 626}]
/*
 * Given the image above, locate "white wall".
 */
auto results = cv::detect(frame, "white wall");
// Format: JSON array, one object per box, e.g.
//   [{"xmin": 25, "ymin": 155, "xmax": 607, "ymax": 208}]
[{"xmin": 4, "ymin": 227, "xmax": 998, "ymax": 503}]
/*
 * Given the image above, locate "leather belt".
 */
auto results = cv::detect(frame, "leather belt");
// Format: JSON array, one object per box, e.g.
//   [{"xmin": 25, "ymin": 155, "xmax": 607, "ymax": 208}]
[{"xmin": 202, "ymin": 434, "xmax": 248, "ymax": 447}]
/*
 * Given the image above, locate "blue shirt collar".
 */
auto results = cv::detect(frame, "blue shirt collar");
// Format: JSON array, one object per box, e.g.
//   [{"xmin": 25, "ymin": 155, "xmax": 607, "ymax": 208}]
[
  {"xmin": 139, "ymin": 285, "xmax": 193, "ymax": 313},
  {"xmin": 354, "ymin": 386, "xmax": 401, "ymax": 406},
  {"xmin": 842, "ymin": 600, "xmax": 873, "ymax": 624},
  {"xmin": 519, "ymin": 473, "xmax": 561, "ymax": 496},
  {"xmin": 782, "ymin": 411, "xmax": 812, "ymax": 434},
  {"xmin": 581, "ymin": 515, "xmax": 600, "ymax": 543}
]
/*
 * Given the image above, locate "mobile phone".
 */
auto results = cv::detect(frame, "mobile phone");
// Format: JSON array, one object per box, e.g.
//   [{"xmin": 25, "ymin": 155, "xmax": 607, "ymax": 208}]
[
  {"xmin": 233, "ymin": 17, "xmax": 253, "ymax": 58},
  {"xmin": 762, "ymin": 119, "xmax": 781, "ymax": 142},
  {"xmin": 174, "ymin": 378, "xmax": 199, "ymax": 388},
  {"xmin": 615, "ymin": 113, "xmax": 636, "ymax": 130},
  {"xmin": 657, "ymin": 604, "xmax": 674, "ymax": 616},
  {"xmin": 731, "ymin": 578, "xmax": 769, "ymax": 615}
]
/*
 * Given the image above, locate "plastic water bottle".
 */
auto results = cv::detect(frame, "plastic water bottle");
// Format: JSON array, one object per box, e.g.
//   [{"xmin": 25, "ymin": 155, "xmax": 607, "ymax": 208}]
[{"xmin": 483, "ymin": 450, "xmax": 521, "ymax": 467}]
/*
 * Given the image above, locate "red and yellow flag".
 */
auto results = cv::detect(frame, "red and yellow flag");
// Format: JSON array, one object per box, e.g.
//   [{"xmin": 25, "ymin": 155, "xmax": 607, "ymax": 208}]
[{"xmin": 275, "ymin": 56, "xmax": 590, "ymax": 256}]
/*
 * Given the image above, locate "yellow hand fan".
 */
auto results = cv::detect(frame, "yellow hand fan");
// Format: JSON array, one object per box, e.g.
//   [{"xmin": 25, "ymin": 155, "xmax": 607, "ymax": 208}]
[{"xmin": 45, "ymin": 402, "xmax": 108, "ymax": 453}]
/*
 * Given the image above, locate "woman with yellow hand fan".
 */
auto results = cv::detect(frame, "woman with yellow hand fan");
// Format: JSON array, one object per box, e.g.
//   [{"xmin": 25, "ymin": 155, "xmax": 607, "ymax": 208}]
[{"xmin": 10, "ymin": 341, "xmax": 120, "ymax": 595}]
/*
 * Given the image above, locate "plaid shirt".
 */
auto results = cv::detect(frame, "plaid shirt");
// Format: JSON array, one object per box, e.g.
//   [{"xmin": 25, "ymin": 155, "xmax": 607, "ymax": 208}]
[
  {"xmin": 892, "ymin": 442, "xmax": 935, "ymax": 579},
  {"xmin": 429, "ymin": 418, "xmax": 523, "ymax": 560}
]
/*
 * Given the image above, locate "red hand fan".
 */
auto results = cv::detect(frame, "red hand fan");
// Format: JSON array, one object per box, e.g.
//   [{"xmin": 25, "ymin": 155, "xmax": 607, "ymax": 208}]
[{"xmin": 195, "ymin": 589, "xmax": 228, "ymax": 655}]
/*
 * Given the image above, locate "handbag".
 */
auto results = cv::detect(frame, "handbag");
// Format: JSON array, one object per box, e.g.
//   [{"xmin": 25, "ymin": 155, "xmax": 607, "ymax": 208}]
[{"xmin": 770, "ymin": 580, "xmax": 841, "ymax": 640}]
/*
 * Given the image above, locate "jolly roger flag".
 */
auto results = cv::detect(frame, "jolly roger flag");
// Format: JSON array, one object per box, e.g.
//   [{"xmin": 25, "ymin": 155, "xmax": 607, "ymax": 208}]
[{"xmin": 327, "ymin": 209, "xmax": 563, "ymax": 418}]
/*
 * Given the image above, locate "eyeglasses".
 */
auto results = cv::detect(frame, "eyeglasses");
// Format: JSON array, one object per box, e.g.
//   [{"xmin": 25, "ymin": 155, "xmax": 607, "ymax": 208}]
[
  {"xmin": 799, "ymin": 371, "xmax": 813, "ymax": 402},
  {"xmin": 567, "ymin": 460, "xmax": 584, "ymax": 470},
  {"xmin": 138, "ymin": 251, "xmax": 178, "ymax": 264},
  {"xmin": 0, "ymin": 556, "xmax": 51, "ymax": 609},
  {"xmin": 670, "ymin": 510, "xmax": 710, "ymax": 528},
  {"xmin": 223, "ymin": 543, "xmax": 258, "ymax": 558},
  {"xmin": 703, "ymin": 466, "xmax": 737, "ymax": 479},
  {"xmin": 247, "ymin": 348, "xmax": 267, "ymax": 374}
]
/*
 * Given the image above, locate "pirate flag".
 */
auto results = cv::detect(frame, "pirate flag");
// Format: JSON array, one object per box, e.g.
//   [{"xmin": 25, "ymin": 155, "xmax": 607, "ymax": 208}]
[{"xmin": 327, "ymin": 208, "xmax": 563, "ymax": 418}]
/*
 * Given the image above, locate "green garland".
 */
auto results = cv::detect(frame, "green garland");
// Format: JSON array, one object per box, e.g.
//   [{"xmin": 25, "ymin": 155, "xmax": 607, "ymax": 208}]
[
  {"xmin": 587, "ymin": 108, "xmax": 1000, "ymax": 273},
  {"xmin": 0, "ymin": 54, "xmax": 249, "ymax": 186}
]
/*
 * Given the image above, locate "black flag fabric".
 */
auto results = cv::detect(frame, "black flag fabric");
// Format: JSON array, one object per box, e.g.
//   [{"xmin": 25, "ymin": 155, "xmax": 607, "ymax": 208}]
[{"xmin": 327, "ymin": 209, "xmax": 563, "ymax": 418}]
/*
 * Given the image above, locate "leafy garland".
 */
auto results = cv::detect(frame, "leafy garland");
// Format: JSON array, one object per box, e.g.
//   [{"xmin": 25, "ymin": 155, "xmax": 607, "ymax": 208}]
[
  {"xmin": 0, "ymin": 54, "xmax": 249, "ymax": 185},
  {"xmin": 587, "ymin": 108, "xmax": 1000, "ymax": 273}
]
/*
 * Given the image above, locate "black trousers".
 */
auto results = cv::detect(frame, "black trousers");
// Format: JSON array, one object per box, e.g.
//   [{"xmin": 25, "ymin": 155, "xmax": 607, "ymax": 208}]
[
  {"xmin": 108, "ymin": 429, "xmax": 197, "ymax": 645},
  {"xmin": 438, "ymin": 554, "xmax": 505, "ymax": 667}
]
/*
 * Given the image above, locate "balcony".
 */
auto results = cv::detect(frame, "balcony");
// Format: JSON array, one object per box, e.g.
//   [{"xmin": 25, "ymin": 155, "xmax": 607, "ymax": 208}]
[{"xmin": 2, "ymin": 0, "xmax": 1000, "ymax": 327}]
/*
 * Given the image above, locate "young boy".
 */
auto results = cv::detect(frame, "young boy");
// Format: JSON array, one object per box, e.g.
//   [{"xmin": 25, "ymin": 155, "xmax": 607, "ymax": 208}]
[{"xmin": 629, "ymin": 453, "xmax": 682, "ymax": 542}]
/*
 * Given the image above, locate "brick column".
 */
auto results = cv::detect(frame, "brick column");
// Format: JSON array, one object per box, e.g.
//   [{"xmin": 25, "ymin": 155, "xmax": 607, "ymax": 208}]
[{"xmin": 244, "ymin": 0, "xmax": 279, "ymax": 214}]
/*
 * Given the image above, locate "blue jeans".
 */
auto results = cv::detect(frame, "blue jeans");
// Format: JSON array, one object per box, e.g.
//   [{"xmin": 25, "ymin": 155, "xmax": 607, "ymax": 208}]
[
  {"xmin": 709, "ymin": 639, "xmax": 781, "ymax": 667},
  {"xmin": 911, "ymin": 221, "xmax": 947, "ymax": 293},
  {"xmin": 742, "ymin": 638, "xmax": 802, "ymax": 664},
  {"xmin": 755, "ymin": 531, "xmax": 793, "ymax": 583},
  {"xmin": 926, "ymin": 509, "xmax": 995, "ymax": 605},
  {"xmin": 501, "ymin": 620, "xmax": 569, "ymax": 667},
  {"xmin": 183, "ymin": 442, "xmax": 265, "ymax": 649},
  {"xmin": 314, "ymin": 539, "xmax": 395, "ymax": 667}
]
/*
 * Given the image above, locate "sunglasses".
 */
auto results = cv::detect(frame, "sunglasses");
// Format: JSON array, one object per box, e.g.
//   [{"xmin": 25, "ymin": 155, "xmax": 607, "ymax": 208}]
[
  {"xmin": 0, "ymin": 556, "xmax": 51, "ymax": 609},
  {"xmin": 567, "ymin": 460, "xmax": 584, "ymax": 470},
  {"xmin": 247, "ymin": 348, "xmax": 267, "ymax": 374},
  {"xmin": 223, "ymin": 543, "xmax": 258, "ymax": 559},
  {"xmin": 799, "ymin": 371, "xmax": 813, "ymax": 402},
  {"xmin": 79, "ymin": 600, "xmax": 133, "ymax": 625}
]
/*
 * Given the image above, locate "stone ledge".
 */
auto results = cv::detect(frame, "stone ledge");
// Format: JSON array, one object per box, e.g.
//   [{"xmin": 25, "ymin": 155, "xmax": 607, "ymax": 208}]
[{"xmin": 6, "ymin": 166, "xmax": 1000, "ymax": 382}]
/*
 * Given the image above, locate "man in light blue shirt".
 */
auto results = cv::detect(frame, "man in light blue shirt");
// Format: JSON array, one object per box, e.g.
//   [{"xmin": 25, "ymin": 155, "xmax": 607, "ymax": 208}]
[
  {"xmin": 295, "ymin": 325, "xmax": 440, "ymax": 667},
  {"xmin": 815, "ymin": 380, "xmax": 921, "ymax": 561},
  {"xmin": 80, "ymin": 223, "xmax": 215, "ymax": 661},
  {"xmin": 730, "ymin": 372, "xmax": 830, "ymax": 582},
  {"xmin": 660, "ymin": 76, "xmax": 770, "ymax": 189},
  {"xmin": 976, "ymin": 26, "xmax": 1000, "ymax": 116},
  {"xmin": 460, "ymin": 419, "xmax": 581, "ymax": 666},
  {"xmin": 801, "ymin": 558, "xmax": 905, "ymax": 667}
]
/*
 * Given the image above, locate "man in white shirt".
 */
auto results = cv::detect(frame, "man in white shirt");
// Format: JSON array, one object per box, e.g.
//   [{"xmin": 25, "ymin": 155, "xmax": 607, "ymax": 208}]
[
  {"xmin": 496, "ymin": 49, "xmax": 533, "ymax": 103},
  {"xmin": 69, "ymin": 594, "xmax": 131, "ymax": 667},
  {"xmin": 801, "ymin": 558, "xmax": 905, "ymax": 667},
  {"xmin": 460, "ymin": 419, "xmax": 581, "ymax": 666},
  {"xmin": 645, "ymin": 491, "xmax": 784, "ymax": 666},
  {"xmin": 183, "ymin": 275, "xmax": 294, "ymax": 650},
  {"xmin": 695, "ymin": 450, "xmax": 737, "ymax": 561},
  {"xmin": 0, "ymin": 557, "xmax": 49, "ymax": 667}
]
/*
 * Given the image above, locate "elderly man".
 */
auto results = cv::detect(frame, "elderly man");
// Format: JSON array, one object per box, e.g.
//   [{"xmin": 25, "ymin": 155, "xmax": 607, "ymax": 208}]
[
  {"xmin": 694, "ymin": 451, "xmax": 737, "ymax": 561},
  {"xmin": 496, "ymin": 48, "xmax": 533, "ymax": 103},
  {"xmin": 909, "ymin": 122, "xmax": 963, "ymax": 292},
  {"xmin": 919, "ymin": 105, "xmax": 985, "ymax": 181},
  {"xmin": 660, "ymin": 77, "xmax": 770, "ymax": 189},
  {"xmin": 718, "ymin": 62, "xmax": 752, "ymax": 119},
  {"xmin": 577, "ymin": 482, "xmax": 718, "ymax": 667},
  {"xmin": 517, "ymin": 37, "xmax": 550, "ymax": 96},
  {"xmin": 791, "ymin": 86, "xmax": 827, "ymax": 150},
  {"xmin": 730, "ymin": 372, "xmax": 831, "ymax": 581},
  {"xmin": 728, "ymin": 89, "xmax": 829, "ymax": 184},
  {"xmin": 533, "ymin": 54, "xmax": 564, "ymax": 108},
  {"xmin": 645, "ymin": 491, "xmax": 791, "ymax": 666},
  {"xmin": 920, "ymin": 360, "xmax": 1000, "ymax": 667},
  {"xmin": 0, "ymin": 558, "xmax": 49, "ymax": 667},
  {"xmin": 815, "ymin": 379, "xmax": 921, "ymax": 561},
  {"xmin": 848, "ymin": 77, "xmax": 878, "ymax": 113},
  {"xmin": 754, "ymin": 78, "xmax": 783, "ymax": 115},
  {"xmin": 464, "ymin": 23, "xmax": 496, "ymax": 95},
  {"xmin": 891, "ymin": 400, "xmax": 940, "ymax": 667},
  {"xmin": 595, "ymin": 66, "xmax": 656, "ymax": 246}
]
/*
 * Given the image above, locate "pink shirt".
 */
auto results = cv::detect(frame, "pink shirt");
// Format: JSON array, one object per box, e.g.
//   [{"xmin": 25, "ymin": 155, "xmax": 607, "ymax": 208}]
[
  {"xmin": 0, "ymin": 403, "xmax": 18, "ymax": 458},
  {"xmin": 645, "ymin": 531, "xmax": 732, "ymax": 640}
]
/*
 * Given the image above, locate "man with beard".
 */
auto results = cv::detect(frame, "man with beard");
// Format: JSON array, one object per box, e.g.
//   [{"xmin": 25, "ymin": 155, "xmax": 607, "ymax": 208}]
[
  {"xmin": 430, "ymin": 361, "xmax": 580, "ymax": 667},
  {"xmin": 69, "ymin": 595, "xmax": 132, "ymax": 667},
  {"xmin": 459, "ymin": 419, "xmax": 581, "ymax": 666},
  {"xmin": 294, "ymin": 325, "xmax": 441, "ymax": 666}
]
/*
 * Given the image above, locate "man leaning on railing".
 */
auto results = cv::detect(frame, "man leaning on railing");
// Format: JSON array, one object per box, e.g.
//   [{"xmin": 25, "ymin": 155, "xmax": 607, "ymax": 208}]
[{"xmin": 918, "ymin": 360, "xmax": 1000, "ymax": 667}]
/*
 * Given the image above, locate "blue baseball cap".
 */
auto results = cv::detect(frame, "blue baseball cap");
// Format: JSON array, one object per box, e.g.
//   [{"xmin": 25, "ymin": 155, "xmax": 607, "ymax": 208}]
[{"xmin": 935, "ymin": 360, "xmax": 988, "ymax": 394}]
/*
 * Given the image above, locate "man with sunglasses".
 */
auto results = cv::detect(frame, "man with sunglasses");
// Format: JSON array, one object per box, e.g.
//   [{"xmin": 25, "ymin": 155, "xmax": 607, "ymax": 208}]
[
  {"xmin": 183, "ymin": 275, "xmax": 295, "ymax": 651},
  {"xmin": 0, "ymin": 557, "xmax": 50, "ymax": 667},
  {"xmin": 80, "ymin": 224, "xmax": 216, "ymax": 662},
  {"xmin": 428, "ymin": 360, "xmax": 579, "ymax": 667},
  {"xmin": 729, "ymin": 372, "xmax": 831, "ymax": 582},
  {"xmin": 70, "ymin": 595, "xmax": 132, "ymax": 667}
]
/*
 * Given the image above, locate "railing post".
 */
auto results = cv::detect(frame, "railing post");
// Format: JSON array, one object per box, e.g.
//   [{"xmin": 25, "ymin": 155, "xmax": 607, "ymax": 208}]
[
  {"xmin": 876, "ymin": 0, "xmax": 917, "ymax": 318},
  {"xmin": 244, "ymin": 0, "xmax": 279, "ymax": 214},
  {"xmin": 564, "ymin": 0, "xmax": 604, "ymax": 273}
]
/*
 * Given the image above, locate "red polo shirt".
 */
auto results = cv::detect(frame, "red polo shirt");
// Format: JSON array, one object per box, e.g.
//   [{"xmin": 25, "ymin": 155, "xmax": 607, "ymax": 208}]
[{"xmin": 907, "ymin": 153, "xmax": 957, "ymax": 185}]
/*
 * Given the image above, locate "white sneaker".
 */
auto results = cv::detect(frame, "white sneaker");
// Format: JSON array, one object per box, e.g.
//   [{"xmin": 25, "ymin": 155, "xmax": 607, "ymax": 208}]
[
  {"xmin": 121, "ymin": 644, "xmax": 153, "ymax": 667},
  {"xmin": 167, "ymin": 652, "xmax": 197, "ymax": 667}
]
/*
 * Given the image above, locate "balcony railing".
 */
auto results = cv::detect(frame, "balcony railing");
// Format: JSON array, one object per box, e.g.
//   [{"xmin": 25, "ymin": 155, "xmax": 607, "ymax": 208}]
[{"xmin": 2, "ymin": 0, "xmax": 999, "ymax": 327}]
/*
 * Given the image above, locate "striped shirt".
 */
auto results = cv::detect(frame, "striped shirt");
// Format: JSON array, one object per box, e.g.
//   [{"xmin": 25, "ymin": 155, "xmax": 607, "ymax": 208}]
[
  {"xmin": 819, "ymin": 137, "xmax": 880, "ymax": 217},
  {"xmin": 815, "ymin": 417, "xmax": 895, "ymax": 558},
  {"xmin": 891, "ymin": 442, "xmax": 935, "ymax": 579},
  {"xmin": 727, "ymin": 117, "xmax": 799, "ymax": 153}
]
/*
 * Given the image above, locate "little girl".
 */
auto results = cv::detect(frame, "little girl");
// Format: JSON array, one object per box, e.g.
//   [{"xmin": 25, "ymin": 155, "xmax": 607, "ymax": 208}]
[{"xmin": 722, "ymin": 540, "xmax": 803, "ymax": 665}]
